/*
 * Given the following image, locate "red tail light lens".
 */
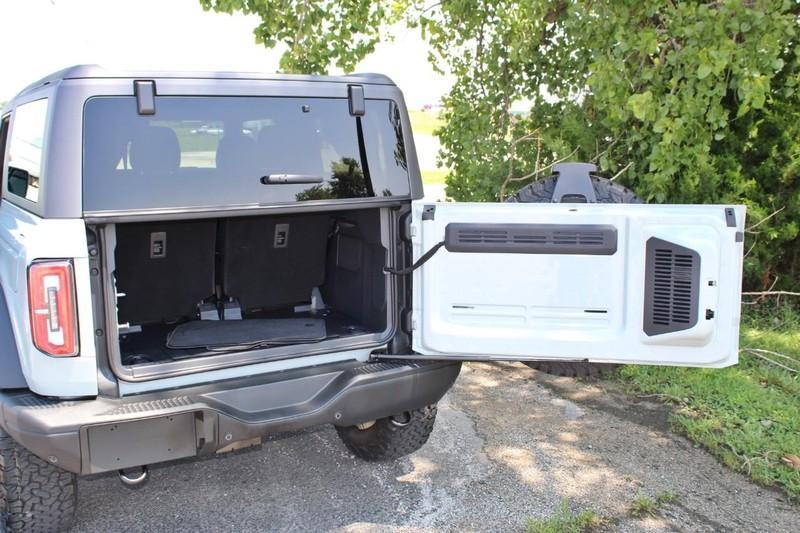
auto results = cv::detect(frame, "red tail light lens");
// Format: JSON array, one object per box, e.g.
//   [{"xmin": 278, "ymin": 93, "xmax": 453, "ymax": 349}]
[{"xmin": 28, "ymin": 260, "xmax": 79, "ymax": 357}]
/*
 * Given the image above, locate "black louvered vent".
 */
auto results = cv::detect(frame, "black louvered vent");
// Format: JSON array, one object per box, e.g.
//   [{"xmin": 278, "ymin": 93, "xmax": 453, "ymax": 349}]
[
  {"xmin": 643, "ymin": 238, "xmax": 700, "ymax": 336},
  {"xmin": 444, "ymin": 223, "xmax": 617, "ymax": 255}
]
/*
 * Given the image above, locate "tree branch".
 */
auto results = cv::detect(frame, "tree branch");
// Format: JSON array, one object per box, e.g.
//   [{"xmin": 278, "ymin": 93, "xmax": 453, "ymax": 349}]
[
  {"xmin": 742, "ymin": 290, "xmax": 800, "ymax": 297},
  {"xmin": 610, "ymin": 162, "xmax": 633, "ymax": 181},
  {"xmin": 740, "ymin": 348, "xmax": 798, "ymax": 373},
  {"xmin": 509, "ymin": 147, "xmax": 580, "ymax": 183},
  {"xmin": 746, "ymin": 206, "xmax": 785, "ymax": 233},
  {"xmin": 499, "ymin": 130, "xmax": 542, "ymax": 201},
  {"xmin": 741, "ymin": 347, "xmax": 800, "ymax": 364}
]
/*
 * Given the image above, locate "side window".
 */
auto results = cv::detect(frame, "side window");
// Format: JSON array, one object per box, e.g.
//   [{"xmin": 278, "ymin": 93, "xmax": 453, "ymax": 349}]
[
  {"xmin": 0, "ymin": 115, "xmax": 9, "ymax": 202},
  {"xmin": 6, "ymin": 99, "xmax": 48, "ymax": 203}
]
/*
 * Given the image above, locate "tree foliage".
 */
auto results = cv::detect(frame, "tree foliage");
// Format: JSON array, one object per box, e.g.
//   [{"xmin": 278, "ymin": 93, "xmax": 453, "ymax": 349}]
[
  {"xmin": 201, "ymin": 0, "xmax": 800, "ymax": 290},
  {"xmin": 199, "ymin": 0, "xmax": 403, "ymax": 73}
]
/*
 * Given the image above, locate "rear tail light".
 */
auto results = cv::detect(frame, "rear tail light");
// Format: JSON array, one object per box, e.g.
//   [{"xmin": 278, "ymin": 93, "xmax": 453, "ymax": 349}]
[{"xmin": 28, "ymin": 260, "xmax": 79, "ymax": 356}]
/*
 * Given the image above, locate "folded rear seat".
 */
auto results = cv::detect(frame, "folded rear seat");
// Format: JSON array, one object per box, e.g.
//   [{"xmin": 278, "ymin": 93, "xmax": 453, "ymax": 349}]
[
  {"xmin": 114, "ymin": 126, "xmax": 217, "ymax": 325},
  {"xmin": 115, "ymin": 220, "xmax": 217, "ymax": 325},
  {"xmin": 222, "ymin": 214, "xmax": 331, "ymax": 313}
]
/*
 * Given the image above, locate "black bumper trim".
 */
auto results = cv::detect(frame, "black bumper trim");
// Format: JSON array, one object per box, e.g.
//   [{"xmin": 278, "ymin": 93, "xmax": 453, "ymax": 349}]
[{"xmin": 0, "ymin": 360, "xmax": 460, "ymax": 475}]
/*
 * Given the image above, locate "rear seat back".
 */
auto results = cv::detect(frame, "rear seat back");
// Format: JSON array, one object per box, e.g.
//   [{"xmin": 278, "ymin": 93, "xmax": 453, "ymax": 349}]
[
  {"xmin": 223, "ymin": 214, "xmax": 331, "ymax": 312},
  {"xmin": 113, "ymin": 126, "xmax": 218, "ymax": 325},
  {"xmin": 114, "ymin": 221, "xmax": 217, "ymax": 325}
]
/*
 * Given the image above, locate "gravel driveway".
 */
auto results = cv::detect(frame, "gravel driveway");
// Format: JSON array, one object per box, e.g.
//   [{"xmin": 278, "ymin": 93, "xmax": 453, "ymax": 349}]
[{"xmin": 70, "ymin": 362, "xmax": 797, "ymax": 532}]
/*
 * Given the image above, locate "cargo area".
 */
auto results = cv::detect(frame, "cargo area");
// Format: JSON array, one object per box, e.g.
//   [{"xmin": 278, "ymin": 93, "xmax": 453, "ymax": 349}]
[{"xmin": 105, "ymin": 208, "xmax": 392, "ymax": 372}]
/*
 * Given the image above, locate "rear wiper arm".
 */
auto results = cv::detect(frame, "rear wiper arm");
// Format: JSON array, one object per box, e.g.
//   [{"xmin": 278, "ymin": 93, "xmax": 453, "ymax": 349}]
[{"xmin": 260, "ymin": 174, "xmax": 324, "ymax": 185}]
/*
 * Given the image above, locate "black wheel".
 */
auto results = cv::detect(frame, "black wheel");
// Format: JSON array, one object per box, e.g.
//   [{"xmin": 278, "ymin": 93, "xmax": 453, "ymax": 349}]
[
  {"xmin": 1, "ymin": 428, "xmax": 77, "ymax": 533},
  {"xmin": 508, "ymin": 171, "xmax": 642, "ymax": 379},
  {"xmin": 506, "ymin": 174, "xmax": 642, "ymax": 205},
  {"xmin": 335, "ymin": 405, "xmax": 437, "ymax": 461}
]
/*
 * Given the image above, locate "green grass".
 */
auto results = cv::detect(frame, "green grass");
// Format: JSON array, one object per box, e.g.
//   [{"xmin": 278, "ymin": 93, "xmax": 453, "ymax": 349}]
[
  {"xmin": 410, "ymin": 110, "xmax": 450, "ymax": 189},
  {"xmin": 629, "ymin": 491, "xmax": 678, "ymax": 518},
  {"xmin": 527, "ymin": 500, "xmax": 607, "ymax": 533},
  {"xmin": 655, "ymin": 490, "xmax": 678, "ymax": 505},
  {"xmin": 421, "ymin": 168, "xmax": 449, "ymax": 185},
  {"xmin": 408, "ymin": 109, "xmax": 444, "ymax": 136},
  {"xmin": 629, "ymin": 490, "xmax": 678, "ymax": 518},
  {"xmin": 629, "ymin": 494, "xmax": 657, "ymax": 518},
  {"xmin": 619, "ymin": 303, "xmax": 800, "ymax": 500}
]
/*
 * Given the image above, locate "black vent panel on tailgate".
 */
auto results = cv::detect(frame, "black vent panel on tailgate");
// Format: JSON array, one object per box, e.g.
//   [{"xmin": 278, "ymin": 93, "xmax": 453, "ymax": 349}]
[
  {"xmin": 643, "ymin": 237, "xmax": 701, "ymax": 336},
  {"xmin": 444, "ymin": 223, "xmax": 617, "ymax": 255}
]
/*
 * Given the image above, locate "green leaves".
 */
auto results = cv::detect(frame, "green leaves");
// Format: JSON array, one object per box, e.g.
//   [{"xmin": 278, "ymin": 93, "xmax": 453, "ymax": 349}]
[
  {"xmin": 697, "ymin": 63, "xmax": 713, "ymax": 80},
  {"xmin": 200, "ymin": 0, "xmax": 407, "ymax": 74},
  {"xmin": 431, "ymin": 0, "xmax": 800, "ymax": 292},
  {"xmin": 201, "ymin": 0, "xmax": 800, "ymax": 292},
  {"xmin": 627, "ymin": 91, "xmax": 654, "ymax": 121}
]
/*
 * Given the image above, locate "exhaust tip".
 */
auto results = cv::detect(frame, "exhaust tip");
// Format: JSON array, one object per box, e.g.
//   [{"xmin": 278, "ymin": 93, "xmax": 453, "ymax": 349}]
[{"xmin": 119, "ymin": 465, "xmax": 149, "ymax": 487}]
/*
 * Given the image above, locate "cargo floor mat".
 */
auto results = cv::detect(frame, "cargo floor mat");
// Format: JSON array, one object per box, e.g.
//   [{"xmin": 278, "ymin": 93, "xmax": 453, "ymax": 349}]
[{"xmin": 166, "ymin": 318, "xmax": 327, "ymax": 350}]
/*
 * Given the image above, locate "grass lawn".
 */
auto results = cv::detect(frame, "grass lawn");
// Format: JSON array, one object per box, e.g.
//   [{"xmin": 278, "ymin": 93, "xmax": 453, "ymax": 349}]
[
  {"xmin": 619, "ymin": 303, "xmax": 800, "ymax": 500},
  {"xmin": 421, "ymin": 168, "xmax": 449, "ymax": 185},
  {"xmin": 408, "ymin": 109, "xmax": 444, "ymax": 136},
  {"xmin": 409, "ymin": 109, "xmax": 450, "ymax": 188},
  {"xmin": 526, "ymin": 500, "xmax": 607, "ymax": 533}
]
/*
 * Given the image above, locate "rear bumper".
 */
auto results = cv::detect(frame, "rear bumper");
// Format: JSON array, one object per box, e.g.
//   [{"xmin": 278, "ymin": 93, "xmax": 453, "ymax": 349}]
[{"xmin": 0, "ymin": 360, "xmax": 460, "ymax": 475}]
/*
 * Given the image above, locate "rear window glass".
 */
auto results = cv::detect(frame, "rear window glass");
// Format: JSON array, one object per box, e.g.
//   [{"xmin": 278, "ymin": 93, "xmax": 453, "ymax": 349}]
[
  {"xmin": 6, "ymin": 98, "xmax": 48, "ymax": 203},
  {"xmin": 83, "ymin": 96, "xmax": 410, "ymax": 212}
]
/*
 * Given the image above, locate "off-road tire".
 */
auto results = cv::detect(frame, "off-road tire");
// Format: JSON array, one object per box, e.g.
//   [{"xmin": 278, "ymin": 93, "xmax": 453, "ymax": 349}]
[
  {"xmin": 336, "ymin": 405, "xmax": 437, "ymax": 461},
  {"xmin": 508, "ymin": 173, "xmax": 642, "ymax": 379},
  {"xmin": 1, "ymin": 428, "xmax": 77, "ymax": 533},
  {"xmin": 506, "ymin": 175, "xmax": 642, "ymax": 205}
]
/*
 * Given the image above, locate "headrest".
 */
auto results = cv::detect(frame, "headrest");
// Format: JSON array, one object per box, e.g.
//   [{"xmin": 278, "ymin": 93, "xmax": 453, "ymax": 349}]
[{"xmin": 129, "ymin": 126, "xmax": 180, "ymax": 173}]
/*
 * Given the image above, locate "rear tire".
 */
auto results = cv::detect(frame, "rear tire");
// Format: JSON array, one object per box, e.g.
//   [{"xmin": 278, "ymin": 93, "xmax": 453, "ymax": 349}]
[
  {"xmin": 508, "ymin": 172, "xmax": 642, "ymax": 379},
  {"xmin": 1, "ymin": 428, "xmax": 77, "ymax": 533},
  {"xmin": 336, "ymin": 405, "xmax": 437, "ymax": 461}
]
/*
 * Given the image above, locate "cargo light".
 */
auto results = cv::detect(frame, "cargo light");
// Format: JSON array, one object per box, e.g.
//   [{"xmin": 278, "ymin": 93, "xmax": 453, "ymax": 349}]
[{"xmin": 28, "ymin": 260, "xmax": 78, "ymax": 356}]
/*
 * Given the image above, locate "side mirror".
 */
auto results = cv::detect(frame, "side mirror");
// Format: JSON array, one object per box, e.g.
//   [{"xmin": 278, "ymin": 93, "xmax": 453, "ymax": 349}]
[{"xmin": 7, "ymin": 166, "xmax": 30, "ymax": 197}]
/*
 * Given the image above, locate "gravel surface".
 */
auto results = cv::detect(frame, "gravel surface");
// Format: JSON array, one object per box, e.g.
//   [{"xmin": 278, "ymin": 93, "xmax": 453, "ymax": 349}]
[{"xmin": 70, "ymin": 362, "xmax": 797, "ymax": 532}]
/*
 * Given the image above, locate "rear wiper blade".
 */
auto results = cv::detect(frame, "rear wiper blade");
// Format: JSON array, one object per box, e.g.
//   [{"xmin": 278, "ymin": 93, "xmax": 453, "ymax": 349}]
[{"xmin": 260, "ymin": 174, "xmax": 324, "ymax": 185}]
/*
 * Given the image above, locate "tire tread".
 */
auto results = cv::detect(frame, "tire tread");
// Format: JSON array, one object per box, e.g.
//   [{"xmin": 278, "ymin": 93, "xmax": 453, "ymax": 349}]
[
  {"xmin": 336, "ymin": 405, "xmax": 437, "ymax": 462},
  {"xmin": 1, "ymin": 428, "xmax": 77, "ymax": 533}
]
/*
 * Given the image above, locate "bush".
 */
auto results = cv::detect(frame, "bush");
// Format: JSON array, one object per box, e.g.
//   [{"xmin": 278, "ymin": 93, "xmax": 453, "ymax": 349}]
[{"xmin": 433, "ymin": 1, "xmax": 800, "ymax": 291}]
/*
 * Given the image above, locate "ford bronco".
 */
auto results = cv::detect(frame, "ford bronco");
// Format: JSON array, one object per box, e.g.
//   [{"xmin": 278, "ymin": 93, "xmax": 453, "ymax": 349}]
[{"xmin": 0, "ymin": 66, "xmax": 744, "ymax": 531}]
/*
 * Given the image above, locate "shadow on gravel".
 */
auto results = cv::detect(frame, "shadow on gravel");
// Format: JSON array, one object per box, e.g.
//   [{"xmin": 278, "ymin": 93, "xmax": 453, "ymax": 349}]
[{"xmin": 70, "ymin": 362, "xmax": 797, "ymax": 533}]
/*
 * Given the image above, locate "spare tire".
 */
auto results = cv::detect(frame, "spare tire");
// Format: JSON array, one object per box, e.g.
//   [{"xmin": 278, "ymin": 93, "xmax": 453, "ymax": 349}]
[{"xmin": 507, "ymin": 171, "xmax": 642, "ymax": 379}]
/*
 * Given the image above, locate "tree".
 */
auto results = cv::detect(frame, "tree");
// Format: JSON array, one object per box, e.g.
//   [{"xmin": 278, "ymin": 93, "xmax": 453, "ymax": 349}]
[
  {"xmin": 201, "ymin": 0, "xmax": 800, "ymax": 290},
  {"xmin": 199, "ymin": 0, "xmax": 403, "ymax": 74},
  {"xmin": 421, "ymin": 1, "xmax": 800, "ymax": 290}
]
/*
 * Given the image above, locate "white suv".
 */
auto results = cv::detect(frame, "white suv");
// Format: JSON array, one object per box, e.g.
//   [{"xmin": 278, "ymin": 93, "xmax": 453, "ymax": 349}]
[{"xmin": 0, "ymin": 65, "xmax": 745, "ymax": 532}]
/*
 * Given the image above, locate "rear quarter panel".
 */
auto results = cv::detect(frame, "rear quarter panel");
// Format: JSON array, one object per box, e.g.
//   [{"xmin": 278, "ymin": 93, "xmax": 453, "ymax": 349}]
[{"xmin": 0, "ymin": 201, "xmax": 97, "ymax": 396}]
